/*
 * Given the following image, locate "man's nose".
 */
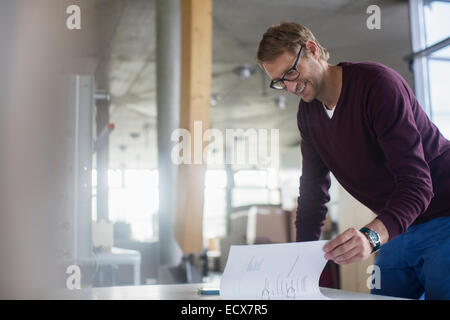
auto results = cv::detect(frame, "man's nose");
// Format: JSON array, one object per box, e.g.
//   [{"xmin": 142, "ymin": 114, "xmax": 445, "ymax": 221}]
[{"xmin": 284, "ymin": 81, "xmax": 297, "ymax": 94}]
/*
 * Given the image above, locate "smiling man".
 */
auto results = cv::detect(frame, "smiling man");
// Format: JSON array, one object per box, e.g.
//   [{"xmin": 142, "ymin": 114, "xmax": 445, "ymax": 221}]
[{"xmin": 257, "ymin": 22, "xmax": 450, "ymax": 299}]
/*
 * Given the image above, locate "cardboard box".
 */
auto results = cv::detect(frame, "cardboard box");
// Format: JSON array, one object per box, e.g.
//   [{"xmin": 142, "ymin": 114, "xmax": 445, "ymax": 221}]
[{"xmin": 246, "ymin": 206, "xmax": 290, "ymax": 244}]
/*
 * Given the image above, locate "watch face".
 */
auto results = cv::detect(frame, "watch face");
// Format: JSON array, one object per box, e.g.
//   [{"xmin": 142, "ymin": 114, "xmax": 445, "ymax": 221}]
[
  {"xmin": 360, "ymin": 228, "xmax": 380, "ymax": 252},
  {"xmin": 369, "ymin": 230, "xmax": 380, "ymax": 243}
]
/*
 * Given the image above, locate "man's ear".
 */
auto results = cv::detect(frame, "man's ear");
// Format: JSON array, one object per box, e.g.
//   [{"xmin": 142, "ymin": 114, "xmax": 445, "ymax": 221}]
[{"xmin": 304, "ymin": 40, "xmax": 319, "ymax": 60}]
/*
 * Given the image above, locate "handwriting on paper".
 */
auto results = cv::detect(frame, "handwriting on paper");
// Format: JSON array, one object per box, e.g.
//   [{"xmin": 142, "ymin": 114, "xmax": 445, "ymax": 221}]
[
  {"xmin": 246, "ymin": 256, "xmax": 264, "ymax": 272},
  {"xmin": 220, "ymin": 241, "xmax": 329, "ymax": 300}
]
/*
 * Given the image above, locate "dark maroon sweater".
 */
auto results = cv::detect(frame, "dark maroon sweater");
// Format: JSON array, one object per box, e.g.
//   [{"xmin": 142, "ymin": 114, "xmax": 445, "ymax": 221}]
[{"xmin": 296, "ymin": 61, "xmax": 450, "ymax": 242}]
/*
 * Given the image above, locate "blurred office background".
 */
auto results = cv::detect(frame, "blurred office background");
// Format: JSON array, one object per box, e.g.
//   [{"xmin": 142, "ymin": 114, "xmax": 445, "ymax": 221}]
[{"xmin": 0, "ymin": 0, "xmax": 448, "ymax": 298}]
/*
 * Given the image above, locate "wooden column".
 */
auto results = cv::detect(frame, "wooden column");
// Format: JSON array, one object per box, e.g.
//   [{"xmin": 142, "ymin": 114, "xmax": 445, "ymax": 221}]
[{"xmin": 175, "ymin": 0, "xmax": 212, "ymax": 254}]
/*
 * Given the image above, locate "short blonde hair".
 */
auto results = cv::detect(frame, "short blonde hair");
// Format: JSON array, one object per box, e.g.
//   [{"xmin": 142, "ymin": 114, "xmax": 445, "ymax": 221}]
[{"xmin": 257, "ymin": 21, "xmax": 330, "ymax": 64}]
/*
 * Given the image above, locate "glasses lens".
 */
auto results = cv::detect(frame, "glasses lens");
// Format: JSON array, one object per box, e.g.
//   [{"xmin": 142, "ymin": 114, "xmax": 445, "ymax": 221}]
[
  {"xmin": 285, "ymin": 69, "xmax": 299, "ymax": 81},
  {"xmin": 271, "ymin": 81, "xmax": 285, "ymax": 90}
]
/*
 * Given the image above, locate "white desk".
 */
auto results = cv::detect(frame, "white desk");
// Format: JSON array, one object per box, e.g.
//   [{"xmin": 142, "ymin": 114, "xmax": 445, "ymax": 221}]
[
  {"xmin": 59, "ymin": 283, "xmax": 406, "ymax": 300},
  {"xmin": 96, "ymin": 247, "xmax": 141, "ymax": 286},
  {"xmin": 78, "ymin": 247, "xmax": 141, "ymax": 286}
]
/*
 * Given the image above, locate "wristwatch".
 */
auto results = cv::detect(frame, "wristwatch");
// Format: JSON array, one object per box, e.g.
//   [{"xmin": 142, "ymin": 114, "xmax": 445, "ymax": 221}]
[{"xmin": 359, "ymin": 227, "xmax": 381, "ymax": 253}]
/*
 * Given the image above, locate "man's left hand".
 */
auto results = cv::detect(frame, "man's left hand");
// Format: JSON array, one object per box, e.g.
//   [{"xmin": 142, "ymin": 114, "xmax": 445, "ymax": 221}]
[{"xmin": 322, "ymin": 228, "xmax": 373, "ymax": 265}]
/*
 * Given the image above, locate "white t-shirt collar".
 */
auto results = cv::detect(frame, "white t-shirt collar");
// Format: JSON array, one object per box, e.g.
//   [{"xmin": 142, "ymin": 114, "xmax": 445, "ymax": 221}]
[{"xmin": 322, "ymin": 103, "xmax": 336, "ymax": 119}]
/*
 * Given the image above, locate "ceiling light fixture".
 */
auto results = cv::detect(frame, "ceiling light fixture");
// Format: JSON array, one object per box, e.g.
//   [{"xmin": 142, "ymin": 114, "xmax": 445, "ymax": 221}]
[
  {"xmin": 232, "ymin": 64, "xmax": 256, "ymax": 79},
  {"xmin": 130, "ymin": 132, "xmax": 140, "ymax": 139},
  {"xmin": 119, "ymin": 144, "xmax": 127, "ymax": 152},
  {"xmin": 275, "ymin": 95, "xmax": 286, "ymax": 110},
  {"xmin": 211, "ymin": 93, "xmax": 218, "ymax": 106}
]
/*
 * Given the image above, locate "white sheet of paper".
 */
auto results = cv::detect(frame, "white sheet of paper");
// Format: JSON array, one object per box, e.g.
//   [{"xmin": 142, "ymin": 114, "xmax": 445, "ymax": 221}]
[{"xmin": 220, "ymin": 240, "xmax": 330, "ymax": 300}]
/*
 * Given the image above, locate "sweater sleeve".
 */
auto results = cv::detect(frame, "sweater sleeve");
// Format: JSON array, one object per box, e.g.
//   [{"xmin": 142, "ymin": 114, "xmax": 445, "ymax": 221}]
[
  {"xmin": 367, "ymin": 72, "xmax": 434, "ymax": 241},
  {"xmin": 296, "ymin": 108, "xmax": 331, "ymax": 242}
]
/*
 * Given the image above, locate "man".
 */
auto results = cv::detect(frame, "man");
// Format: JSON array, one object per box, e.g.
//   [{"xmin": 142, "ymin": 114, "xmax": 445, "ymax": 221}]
[{"xmin": 257, "ymin": 22, "xmax": 450, "ymax": 299}]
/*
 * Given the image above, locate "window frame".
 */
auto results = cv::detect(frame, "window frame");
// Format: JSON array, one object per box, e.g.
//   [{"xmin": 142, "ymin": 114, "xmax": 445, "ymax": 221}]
[{"xmin": 409, "ymin": 0, "xmax": 450, "ymax": 120}]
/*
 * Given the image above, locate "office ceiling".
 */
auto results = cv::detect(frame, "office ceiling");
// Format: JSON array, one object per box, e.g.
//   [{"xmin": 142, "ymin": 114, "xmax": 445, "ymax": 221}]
[{"xmin": 91, "ymin": 0, "xmax": 413, "ymax": 169}]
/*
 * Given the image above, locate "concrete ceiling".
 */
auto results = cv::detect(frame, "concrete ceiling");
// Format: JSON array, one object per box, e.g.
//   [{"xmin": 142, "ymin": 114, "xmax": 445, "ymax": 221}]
[{"xmin": 92, "ymin": 0, "xmax": 413, "ymax": 169}]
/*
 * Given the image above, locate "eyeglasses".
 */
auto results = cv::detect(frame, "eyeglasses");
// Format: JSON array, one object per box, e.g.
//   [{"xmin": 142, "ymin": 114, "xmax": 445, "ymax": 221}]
[{"xmin": 269, "ymin": 46, "xmax": 303, "ymax": 90}]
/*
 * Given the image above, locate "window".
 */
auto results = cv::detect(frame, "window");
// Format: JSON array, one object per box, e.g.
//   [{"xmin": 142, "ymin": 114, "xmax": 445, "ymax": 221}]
[
  {"xmin": 202, "ymin": 168, "xmax": 281, "ymax": 239},
  {"xmin": 92, "ymin": 167, "xmax": 283, "ymax": 242},
  {"xmin": 232, "ymin": 169, "xmax": 280, "ymax": 207},
  {"xmin": 203, "ymin": 170, "xmax": 227, "ymax": 238},
  {"xmin": 423, "ymin": 0, "xmax": 450, "ymax": 47},
  {"xmin": 279, "ymin": 169, "xmax": 301, "ymax": 211},
  {"xmin": 410, "ymin": 0, "xmax": 450, "ymax": 138},
  {"xmin": 428, "ymin": 56, "xmax": 450, "ymax": 138},
  {"xmin": 92, "ymin": 169, "xmax": 158, "ymax": 242}
]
